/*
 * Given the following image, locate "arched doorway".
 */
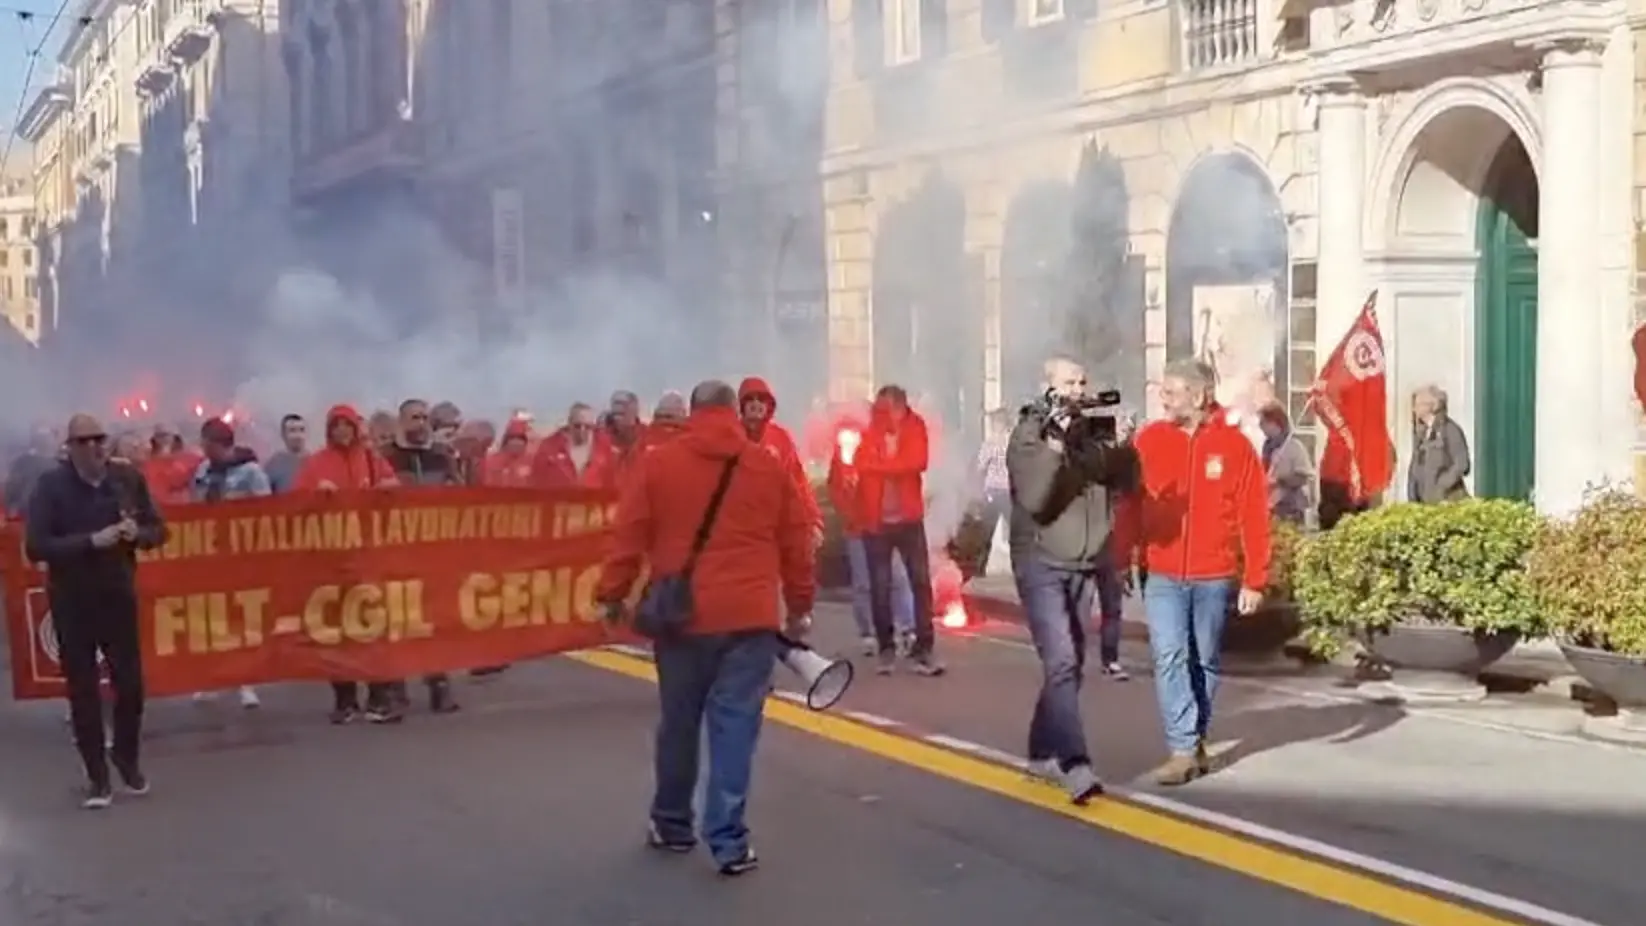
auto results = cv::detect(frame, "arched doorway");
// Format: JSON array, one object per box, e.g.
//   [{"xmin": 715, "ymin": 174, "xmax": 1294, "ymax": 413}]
[
  {"xmin": 1385, "ymin": 103, "xmax": 1539, "ymax": 500},
  {"xmin": 999, "ymin": 181, "xmax": 1072, "ymax": 407},
  {"xmin": 1069, "ymin": 142, "xmax": 1141, "ymax": 402},
  {"xmin": 871, "ymin": 172, "xmax": 981, "ymax": 446},
  {"xmin": 1165, "ymin": 153, "xmax": 1289, "ymax": 402}
]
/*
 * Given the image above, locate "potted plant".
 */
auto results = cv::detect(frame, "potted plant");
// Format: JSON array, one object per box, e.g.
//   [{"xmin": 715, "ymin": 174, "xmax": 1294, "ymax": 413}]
[
  {"xmin": 1222, "ymin": 518, "xmax": 1304, "ymax": 655},
  {"xmin": 1526, "ymin": 488, "xmax": 1646, "ymax": 712},
  {"xmin": 1292, "ymin": 499, "xmax": 1541, "ymax": 687}
]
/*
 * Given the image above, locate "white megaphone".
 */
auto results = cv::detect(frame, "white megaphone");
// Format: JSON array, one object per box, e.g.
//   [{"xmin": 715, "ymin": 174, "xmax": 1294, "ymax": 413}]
[{"xmin": 778, "ymin": 635, "xmax": 854, "ymax": 711}]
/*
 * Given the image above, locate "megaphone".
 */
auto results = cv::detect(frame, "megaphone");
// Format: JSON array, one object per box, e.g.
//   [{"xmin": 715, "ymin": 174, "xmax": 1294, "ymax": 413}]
[{"xmin": 778, "ymin": 635, "xmax": 854, "ymax": 711}]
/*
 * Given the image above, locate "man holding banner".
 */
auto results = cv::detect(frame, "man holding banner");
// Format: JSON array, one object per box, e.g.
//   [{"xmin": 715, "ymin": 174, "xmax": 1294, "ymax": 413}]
[{"xmin": 25, "ymin": 413, "xmax": 167, "ymax": 809}]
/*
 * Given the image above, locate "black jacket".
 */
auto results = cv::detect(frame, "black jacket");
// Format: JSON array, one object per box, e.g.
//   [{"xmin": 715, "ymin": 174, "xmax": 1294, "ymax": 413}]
[
  {"xmin": 24, "ymin": 461, "xmax": 167, "ymax": 604},
  {"xmin": 382, "ymin": 441, "xmax": 460, "ymax": 487}
]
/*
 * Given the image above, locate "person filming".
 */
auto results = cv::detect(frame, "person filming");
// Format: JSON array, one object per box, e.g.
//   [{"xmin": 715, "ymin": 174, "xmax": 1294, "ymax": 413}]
[{"xmin": 1005, "ymin": 356, "xmax": 1136, "ymax": 804}]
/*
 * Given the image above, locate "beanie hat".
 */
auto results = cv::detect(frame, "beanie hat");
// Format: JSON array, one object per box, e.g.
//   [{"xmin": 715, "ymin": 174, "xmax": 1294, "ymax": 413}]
[{"xmin": 200, "ymin": 417, "xmax": 235, "ymax": 447}]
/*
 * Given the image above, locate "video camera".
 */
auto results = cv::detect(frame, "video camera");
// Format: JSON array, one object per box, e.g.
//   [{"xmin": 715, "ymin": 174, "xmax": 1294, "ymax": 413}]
[{"xmin": 1034, "ymin": 387, "xmax": 1124, "ymax": 447}]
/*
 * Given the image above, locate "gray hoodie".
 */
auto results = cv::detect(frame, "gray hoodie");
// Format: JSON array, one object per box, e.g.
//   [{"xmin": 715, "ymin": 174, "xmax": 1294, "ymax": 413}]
[{"xmin": 1005, "ymin": 408, "xmax": 1113, "ymax": 569}]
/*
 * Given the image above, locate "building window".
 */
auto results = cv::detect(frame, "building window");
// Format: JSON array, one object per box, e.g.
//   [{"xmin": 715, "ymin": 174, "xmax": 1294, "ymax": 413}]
[
  {"xmin": 885, "ymin": 0, "xmax": 921, "ymax": 65},
  {"xmin": 1180, "ymin": 0, "xmax": 1259, "ymax": 70},
  {"xmin": 24, "ymin": 277, "xmax": 35, "ymax": 298},
  {"xmin": 24, "ymin": 312, "xmax": 34, "ymax": 331},
  {"xmin": 1287, "ymin": 261, "xmax": 1318, "ymax": 457},
  {"xmin": 23, "ymin": 249, "xmax": 31, "ymax": 267},
  {"xmin": 1025, "ymin": 0, "xmax": 1064, "ymax": 25},
  {"xmin": 0, "ymin": 250, "xmax": 8, "ymax": 268}
]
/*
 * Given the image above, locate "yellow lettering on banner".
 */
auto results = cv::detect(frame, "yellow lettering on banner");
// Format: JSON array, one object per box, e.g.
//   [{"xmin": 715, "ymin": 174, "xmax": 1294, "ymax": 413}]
[
  {"xmin": 143, "ymin": 519, "xmax": 219, "ymax": 562},
  {"xmin": 304, "ymin": 586, "xmax": 343, "ymax": 644},
  {"xmin": 340, "ymin": 585, "xmax": 386, "ymax": 642},
  {"xmin": 458, "ymin": 566, "xmax": 603, "ymax": 631},
  {"xmin": 370, "ymin": 504, "xmax": 544, "ymax": 546},
  {"xmin": 153, "ymin": 588, "xmax": 274, "ymax": 655},
  {"xmin": 226, "ymin": 513, "xmax": 365, "ymax": 554}
]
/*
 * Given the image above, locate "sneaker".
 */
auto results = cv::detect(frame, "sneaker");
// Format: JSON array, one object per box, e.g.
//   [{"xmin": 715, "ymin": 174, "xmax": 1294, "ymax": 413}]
[
  {"xmin": 1153, "ymin": 753, "xmax": 1201, "ymax": 787},
  {"xmin": 329, "ymin": 705, "xmax": 360, "ymax": 725},
  {"xmin": 909, "ymin": 653, "xmax": 946, "ymax": 677},
  {"xmin": 646, "ymin": 821, "xmax": 695, "ymax": 853},
  {"xmin": 239, "ymin": 687, "xmax": 261, "ymax": 709},
  {"xmin": 875, "ymin": 650, "xmax": 897, "ymax": 676},
  {"xmin": 81, "ymin": 783, "xmax": 113, "ymax": 810},
  {"xmin": 1060, "ymin": 763, "xmax": 1104, "ymax": 805},
  {"xmin": 859, "ymin": 636, "xmax": 877, "ymax": 657},
  {"xmin": 1100, "ymin": 661, "xmax": 1129, "ymax": 681},
  {"xmin": 115, "ymin": 765, "xmax": 149, "ymax": 796},
  {"xmin": 717, "ymin": 847, "xmax": 759, "ymax": 876},
  {"xmin": 895, "ymin": 632, "xmax": 915, "ymax": 657},
  {"xmin": 365, "ymin": 705, "xmax": 404, "ymax": 724},
  {"xmin": 1026, "ymin": 758, "xmax": 1061, "ymax": 782}
]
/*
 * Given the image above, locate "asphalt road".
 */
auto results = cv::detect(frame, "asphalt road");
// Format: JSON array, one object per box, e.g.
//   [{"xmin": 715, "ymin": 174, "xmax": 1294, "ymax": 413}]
[{"xmin": 1, "ymin": 651, "xmax": 1411, "ymax": 926}]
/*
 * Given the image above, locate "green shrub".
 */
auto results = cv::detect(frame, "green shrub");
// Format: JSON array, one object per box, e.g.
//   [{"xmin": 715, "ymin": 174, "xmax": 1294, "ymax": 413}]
[
  {"xmin": 1235, "ymin": 518, "xmax": 1304, "ymax": 601},
  {"xmin": 1526, "ymin": 489, "xmax": 1646, "ymax": 655},
  {"xmin": 1292, "ymin": 499, "xmax": 1542, "ymax": 658}
]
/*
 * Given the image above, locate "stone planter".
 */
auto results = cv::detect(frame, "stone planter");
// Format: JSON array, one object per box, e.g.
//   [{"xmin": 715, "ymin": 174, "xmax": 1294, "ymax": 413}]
[
  {"xmin": 1362, "ymin": 624, "xmax": 1519, "ymax": 703},
  {"xmin": 1560, "ymin": 643, "xmax": 1646, "ymax": 745}
]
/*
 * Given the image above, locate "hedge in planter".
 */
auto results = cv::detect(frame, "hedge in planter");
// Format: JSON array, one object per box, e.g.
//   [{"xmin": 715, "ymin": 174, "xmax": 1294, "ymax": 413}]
[
  {"xmin": 1527, "ymin": 489, "xmax": 1646, "ymax": 656},
  {"xmin": 1291, "ymin": 499, "xmax": 1543, "ymax": 659}
]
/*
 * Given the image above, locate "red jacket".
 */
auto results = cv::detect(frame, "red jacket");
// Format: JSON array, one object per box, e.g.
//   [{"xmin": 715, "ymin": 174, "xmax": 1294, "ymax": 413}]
[
  {"xmin": 142, "ymin": 450, "xmax": 203, "ymax": 504},
  {"xmin": 533, "ymin": 428, "xmax": 618, "ymax": 489},
  {"xmin": 1116, "ymin": 411, "xmax": 1270, "ymax": 589},
  {"xmin": 850, "ymin": 407, "xmax": 928, "ymax": 530},
  {"xmin": 596, "ymin": 405, "xmax": 816, "ymax": 629},
  {"xmin": 636, "ymin": 419, "xmax": 688, "ymax": 458},
  {"xmin": 739, "ymin": 377, "xmax": 822, "ymax": 530},
  {"xmin": 292, "ymin": 405, "xmax": 398, "ymax": 490},
  {"xmin": 482, "ymin": 449, "xmax": 536, "ymax": 487}
]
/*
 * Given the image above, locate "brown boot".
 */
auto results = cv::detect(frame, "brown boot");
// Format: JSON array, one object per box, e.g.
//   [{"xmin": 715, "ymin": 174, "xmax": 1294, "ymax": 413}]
[
  {"xmin": 1153, "ymin": 753, "xmax": 1202, "ymax": 787},
  {"xmin": 1195, "ymin": 740, "xmax": 1214, "ymax": 774}
]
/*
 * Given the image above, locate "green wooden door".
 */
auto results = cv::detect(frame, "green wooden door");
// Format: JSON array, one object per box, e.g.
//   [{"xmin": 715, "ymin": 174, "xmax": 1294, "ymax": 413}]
[{"xmin": 1473, "ymin": 143, "xmax": 1538, "ymax": 501}]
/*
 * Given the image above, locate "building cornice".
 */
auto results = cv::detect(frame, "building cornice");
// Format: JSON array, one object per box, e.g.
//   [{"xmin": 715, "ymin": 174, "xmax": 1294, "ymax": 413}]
[
  {"xmin": 16, "ymin": 83, "xmax": 71, "ymax": 143},
  {"xmin": 57, "ymin": 0, "xmax": 125, "ymax": 68},
  {"xmin": 1305, "ymin": 0, "xmax": 1624, "ymax": 78}
]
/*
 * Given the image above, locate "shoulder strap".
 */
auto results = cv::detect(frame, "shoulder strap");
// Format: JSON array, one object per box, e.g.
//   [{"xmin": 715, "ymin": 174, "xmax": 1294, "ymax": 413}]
[{"xmin": 682, "ymin": 454, "xmax": 741, "ymax": 578}]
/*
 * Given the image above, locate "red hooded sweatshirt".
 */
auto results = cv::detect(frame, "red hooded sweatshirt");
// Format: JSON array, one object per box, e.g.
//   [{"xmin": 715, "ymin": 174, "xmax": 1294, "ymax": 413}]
[
  {"xmin": 292, "ymin": 405, "xmax": 398, "ymax": 491},
  {"xmin": 1115, "ymin": 407, "xmax": 1271, "ymax": 590},
  {"xmin": 533, "ymin": 426, "xmax": 619, "ymax": 489},
  {"xmin": 738, "ymin": 377, "xmax": 822, "ymax": 530},
  {"xmin": 483, "ymin": 421, "xmax": 537, "ymax": 487},
  {"xmin": 596, "ymin": 404, "xmax": 816, "ymax": 630},
  {"xmin": 850, "ymin": 400, "xmax": 929, "ymax": 531},
  {"xmin": 143, "ymin": 447, "xmax": 203, "ymax": 505}
]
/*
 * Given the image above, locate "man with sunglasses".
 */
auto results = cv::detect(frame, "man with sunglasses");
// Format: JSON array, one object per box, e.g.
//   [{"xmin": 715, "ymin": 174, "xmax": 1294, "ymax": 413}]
[{"xmin": 25, "ymin": 414, "xmax": 167, "ymax": 809}]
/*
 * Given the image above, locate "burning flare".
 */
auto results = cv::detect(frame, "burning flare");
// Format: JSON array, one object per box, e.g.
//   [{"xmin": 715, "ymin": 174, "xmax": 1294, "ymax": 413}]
[{"xmin": 836, "ymin": 427, "xmax": 862, "ymax": 465}]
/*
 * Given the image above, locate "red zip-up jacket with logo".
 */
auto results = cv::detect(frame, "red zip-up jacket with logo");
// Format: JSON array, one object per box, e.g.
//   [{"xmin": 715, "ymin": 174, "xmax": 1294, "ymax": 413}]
[{"xmin": 1115, "ymin": 409, "xmax": 1270, "ymax": 590}]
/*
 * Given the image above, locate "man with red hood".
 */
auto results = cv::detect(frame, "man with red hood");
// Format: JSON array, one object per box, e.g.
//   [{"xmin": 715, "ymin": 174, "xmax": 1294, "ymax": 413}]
[
  {"xmin": 141, "ymin": 424, "xmax": 201, "ymax": 505},
  {"xmin": 738, "ymin": 377, "xmax": 822, "ymax": 538},
  {"xmin": 534, "ymin": 402, "xmax": 618, "ymax": 489},
  {"xmin": 841, "ymin": 384, "xmax": 944, "ymax": 676},
  {"xmin": 483, "ymin": 419, "xmax": 536, "ymax": 487},
  {"xmin": 292, "ymin": 404, "xmax": 400, "ymax": 724}
]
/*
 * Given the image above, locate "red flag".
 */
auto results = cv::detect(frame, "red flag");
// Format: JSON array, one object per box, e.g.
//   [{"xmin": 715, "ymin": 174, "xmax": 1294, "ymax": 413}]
[{"xmin": 1309, "ymin": 292, "xmax": 1394, "ymax": 502}]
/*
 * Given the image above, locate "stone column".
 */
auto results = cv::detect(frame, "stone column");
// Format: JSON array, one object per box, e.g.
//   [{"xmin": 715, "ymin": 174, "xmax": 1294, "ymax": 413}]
[
  {"xmin": 1311, "ymin": 79, "xmax": 1368, "ymax": 347},
  {"xmin": 1533, "ymin": 35, "xmax": 1606, "ymax": 515}
]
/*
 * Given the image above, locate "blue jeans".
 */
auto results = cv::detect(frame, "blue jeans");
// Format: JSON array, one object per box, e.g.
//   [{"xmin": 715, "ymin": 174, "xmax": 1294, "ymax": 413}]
[
  {"xmin": 1142, "ymin": 575, "xmax": 1234, "ymax": 755},
  {"xmin": 847, "ymin": 535, "xmax": 913, "ymax": 637},
  {"xmin": 1014, "ymin": 556, "xmax": 1093, "ymax": 768},
  {"xmin": 651, "ymin": 630, "xmax": 779, "ymax": 865}
]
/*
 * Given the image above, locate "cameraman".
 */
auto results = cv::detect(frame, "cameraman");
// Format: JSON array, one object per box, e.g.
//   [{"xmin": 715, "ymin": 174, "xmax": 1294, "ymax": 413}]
[{"xmin": 1005, "ymin": 356, "xmax": 1132, "ymax": 805}]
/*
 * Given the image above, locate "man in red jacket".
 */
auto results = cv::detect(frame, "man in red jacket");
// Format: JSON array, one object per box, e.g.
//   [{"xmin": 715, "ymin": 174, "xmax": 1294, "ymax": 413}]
[
  {"xmin": 738, "ymin": 377, "xmax": 822, "ymax": 539},
  {"xmin": 1120, "ymin": 359, "xmax": 1270, "ymax": 786},
  {"xmin": 844, "ymin": 385, "xmax": 944, "ymax": 676},
  {"xmin": 534, "ymin": 403, "xmax": 618, "ymax": 489}
]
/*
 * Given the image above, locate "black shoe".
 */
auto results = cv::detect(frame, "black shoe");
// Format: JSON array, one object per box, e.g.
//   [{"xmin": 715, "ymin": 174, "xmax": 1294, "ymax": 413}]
[
  {"xmin": 429, "ymin": 684, "xmax": 460, "ymax": 715},
  {"xmin": 365, "ymin": 705, "xmax": 404, "ymax": 724},
  {"xmin": 81, "ymin": 782, "xmax": 113, "ymax": 810},
  {"xmin": 646, "ymin": 822, "xmax": 695, "ymax": 854},
  {"xmin": 717, "ymin": 848, "xmax": 759, "ymax": 876},
  {"xmin": 114, "ymin": 764, "xmax": 149, "ymax": 796}
]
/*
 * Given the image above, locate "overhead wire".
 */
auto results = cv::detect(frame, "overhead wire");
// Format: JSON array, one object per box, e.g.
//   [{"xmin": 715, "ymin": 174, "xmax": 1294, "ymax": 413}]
[{"xmin": 1, "ymin": 1, "xmax": 92, "ymax": 177}]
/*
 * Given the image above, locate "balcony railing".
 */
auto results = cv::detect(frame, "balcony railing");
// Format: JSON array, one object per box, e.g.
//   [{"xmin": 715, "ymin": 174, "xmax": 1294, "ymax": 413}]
[
  {"xmin": 163, "ymin": 0, "xmax": 216, "ymax": 64},
  {"xmin": 1181, "ymin": 0, "xmax": 1260, "ymax": 69}
]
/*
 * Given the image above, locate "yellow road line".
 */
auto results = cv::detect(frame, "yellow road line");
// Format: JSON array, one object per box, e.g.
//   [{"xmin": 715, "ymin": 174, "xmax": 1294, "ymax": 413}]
[{"xmin": 569, "ymin": 648, "xmax": 1527, "ymax": 926}]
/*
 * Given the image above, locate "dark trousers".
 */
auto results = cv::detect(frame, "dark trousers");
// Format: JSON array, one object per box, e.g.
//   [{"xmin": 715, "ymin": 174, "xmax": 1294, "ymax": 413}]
[
  {"xmin": 53, "ymin": 593, "xmax": 144, "ymax": 786},
  {"xmin": 864, "ymin": 520, "xmax": 935, "ymax": 656},
  {"xmin": 652, "ymin": 631, "xmax": 779, "ymax": 866}
]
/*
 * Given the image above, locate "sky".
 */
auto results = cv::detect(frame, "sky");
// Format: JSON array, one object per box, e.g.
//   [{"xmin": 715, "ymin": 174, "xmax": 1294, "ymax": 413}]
[{"xmin": 0, "ymin": 2, "xmax": 72, "ymax": 177}]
